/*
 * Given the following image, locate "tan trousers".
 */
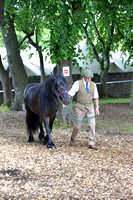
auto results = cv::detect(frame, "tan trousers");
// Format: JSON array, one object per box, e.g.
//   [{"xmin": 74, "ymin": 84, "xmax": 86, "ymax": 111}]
[{"xmin": 71, "ymin": 106, "xmax": 96, "ymax": 145}]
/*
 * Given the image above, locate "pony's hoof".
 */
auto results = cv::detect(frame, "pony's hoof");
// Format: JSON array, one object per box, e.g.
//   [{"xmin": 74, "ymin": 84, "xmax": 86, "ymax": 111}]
[
  {"xmin": 46, "ymin": 143, "xmax": 56, "ymax": 149},
  {"xmin": 52, "ymin": 145, "xmax": 56, "ymax": 150},
  {"xmin": 28, "ymin": 138, "xmax": 34, "ymax": 142}
]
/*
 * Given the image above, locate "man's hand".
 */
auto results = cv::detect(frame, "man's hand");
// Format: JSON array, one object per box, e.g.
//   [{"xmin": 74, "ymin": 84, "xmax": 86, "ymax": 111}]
[
  {"xmin": 62, "ymin": 104, "xmax": 66, "ymax": 108},
  {"xmin": 96, "ymin": 106, "xmax": 100, "ymax": 115},
  {"xmin": 62, "ymin": 95, "xmax": 71, "ymax": 108}
]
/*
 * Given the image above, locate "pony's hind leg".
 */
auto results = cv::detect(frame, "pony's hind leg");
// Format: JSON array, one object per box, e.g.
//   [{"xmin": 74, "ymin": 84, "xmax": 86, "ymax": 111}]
[
  {"xmin": 39, "ymin": 123, "xmax": 45, "ymax": 142},
  {"xmin": 25, "ymin": 105, "xmax": 39, "ymax": 143}
]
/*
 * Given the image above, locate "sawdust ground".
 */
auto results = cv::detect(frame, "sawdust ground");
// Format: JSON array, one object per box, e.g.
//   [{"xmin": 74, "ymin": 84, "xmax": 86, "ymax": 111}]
[{"xmin": 0, "ymin": 103, "xmax": 133, "ymax": 200}]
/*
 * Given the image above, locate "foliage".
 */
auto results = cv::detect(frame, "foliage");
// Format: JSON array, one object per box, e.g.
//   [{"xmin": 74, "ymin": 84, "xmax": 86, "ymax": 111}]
[
  {"xmin": 0, "ymin": 32, "xmax": 5, "ymax": 46},
  {"xmin": 45, "ymin": 0, "xmax": 84, "ymax": 64},
  {"xmin": 3, "ymin": 0, "xmax": 132, "ymax": 66},
  {"xmin": 4, "ymin": 0, "xmax": 50, "ymax": 51},
  {"xmin": 79, "ymin": 0, "xmax": 133, "ymax": 66},
  {"xmin": 0, "ymin": 104, "xmax": 10, "ymax": 112},
  {"xmin": 116, "ymin": 0, "xmax": 133, "ymax": 65}
]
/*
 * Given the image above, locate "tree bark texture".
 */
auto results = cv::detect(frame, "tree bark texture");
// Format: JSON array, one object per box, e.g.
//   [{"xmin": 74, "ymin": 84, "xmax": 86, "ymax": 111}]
[
  {"xmin": 38, "ymin": 49, "xmax": 45, "ymax": 83},
  {"xmin": 0, "ymin": 55, "xmax": 12, "ymax": 106},
  {"xmin": 100, "ymin": 55, "xmax": 110, "ymax": 97},
  {"xmin": 0, "ymin": 0, "xmax": 29, "ymax": 110},
  {"xmin": 28, "ymin": 36, "xmax": 46, "ymax": 83}
]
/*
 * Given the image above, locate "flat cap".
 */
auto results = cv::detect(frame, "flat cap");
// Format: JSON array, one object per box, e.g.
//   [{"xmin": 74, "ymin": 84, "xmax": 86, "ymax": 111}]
[{"xmin": 82, "ymin": 69, "xmax": 93, "ymax": 78}]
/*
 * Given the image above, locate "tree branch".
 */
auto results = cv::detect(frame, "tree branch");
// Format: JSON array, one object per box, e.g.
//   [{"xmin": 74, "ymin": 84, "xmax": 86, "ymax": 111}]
[
  {"xmin": 28, "ymin": 36, "xmax": 41, "ymax": 51},
  {"xmin": 19, "ymin": 31, "xmax": 34, "ymax": 46},
  {"xmin": 82, "ymin": 23, "xmax": 101, "ymax": 63},
  {"xmin": 21, "ymin": 31, "xmax": 41, "ymax": 51},
  {"xmin": 90, "ymin": 12, "xmax": 105, "ymax": 49},
  {"xmin": 106, "ymin": 20, "xmax": 115, "ymax": 55}
]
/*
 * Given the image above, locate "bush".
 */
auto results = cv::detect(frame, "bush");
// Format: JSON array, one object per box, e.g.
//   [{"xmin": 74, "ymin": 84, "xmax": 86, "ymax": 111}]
[{"xmin": 0, "ymin": 104, "xmax": 10, "ymax": 112}]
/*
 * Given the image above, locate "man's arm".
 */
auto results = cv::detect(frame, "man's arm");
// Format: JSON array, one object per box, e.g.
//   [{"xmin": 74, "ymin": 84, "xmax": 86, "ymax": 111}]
[{"xmin": 94, "ymin": 98, "xmax": 100, "ymax": 115}]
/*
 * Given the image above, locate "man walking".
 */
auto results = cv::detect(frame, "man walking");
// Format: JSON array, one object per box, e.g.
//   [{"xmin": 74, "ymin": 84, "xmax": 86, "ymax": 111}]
[{"xmin": 66, "ymin": 69, "xmax": 99, "ymax": 150}]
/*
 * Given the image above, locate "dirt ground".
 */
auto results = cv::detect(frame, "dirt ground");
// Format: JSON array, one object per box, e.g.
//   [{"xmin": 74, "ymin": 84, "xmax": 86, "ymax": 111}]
[{"xmin": 0, "ymin": 103, "xmax": 133, "ymax": 200}]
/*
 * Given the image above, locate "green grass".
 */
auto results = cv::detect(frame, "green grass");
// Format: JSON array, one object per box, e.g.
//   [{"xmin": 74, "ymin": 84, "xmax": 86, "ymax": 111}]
[
  {"xmin": 123, "ymin": 124, "xmax": 133, "ymax": 132},
  {"xmin": 99, "ymin": 97, "xmax": 130, "ymax": 105},
  {"xmin": 72, "ymin": 98, "xmax": 130, "ymax": 107}
]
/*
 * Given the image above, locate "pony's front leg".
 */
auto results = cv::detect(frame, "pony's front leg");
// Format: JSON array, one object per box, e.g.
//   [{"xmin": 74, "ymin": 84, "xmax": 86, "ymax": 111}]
[
  {"xmin": 44, "ymin": 119, "xmax": 56, "ymax": 149},
  {"xmin": 39, "ymin": 123, "xmax": 45, "ymax": 142},
  {"xmin": 28, "ymin": 128, "xmax": 34, "ymax": 142}
]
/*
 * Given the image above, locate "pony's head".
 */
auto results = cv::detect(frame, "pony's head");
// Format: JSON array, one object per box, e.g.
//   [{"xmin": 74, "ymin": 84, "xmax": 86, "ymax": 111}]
[{"xmin": 52, "ymin": 74, "xmax": 70, "ymax": 105}]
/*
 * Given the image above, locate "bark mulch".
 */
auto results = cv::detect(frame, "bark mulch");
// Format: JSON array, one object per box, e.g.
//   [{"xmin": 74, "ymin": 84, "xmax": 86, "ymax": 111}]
[{"xmin": 0, "ymin": 103, "xmax": 133, "ymax": 200}]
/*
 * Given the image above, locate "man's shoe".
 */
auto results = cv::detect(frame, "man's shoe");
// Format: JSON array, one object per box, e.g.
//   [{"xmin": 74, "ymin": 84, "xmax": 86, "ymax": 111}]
[
  {"xmin": 89, "ymin": 145, "xmax": 99, "ymax": 150},
  {"xmin": 70, "ymin": 139, "xmax": 76, "ymax": 146}
]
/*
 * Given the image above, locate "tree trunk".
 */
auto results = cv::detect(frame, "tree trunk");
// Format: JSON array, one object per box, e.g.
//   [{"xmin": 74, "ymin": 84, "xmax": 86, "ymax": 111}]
[
  {"xmin": 100, "ymin": 68, "xmax": 108, "ymax": 97},
  {"xmin": 129, "ymin": 74, "xmax": 133, "ymax": 109},
  {"xmin": 0, "ymin": 55, "xmax": 12, "ymax": 106},
  {"xmin": 100, "ymin": 54, "xmax": 110, "ymax": 97},
  {"xmin": 28, "ymin": 37, "xmax": 46, "ymax": 83},
  {"xmin": 0, "ymin": 0, "xmax": 29, "ymax": 110},
  {"xmin": 38, "ymin": 49, "xmax": 45, "ymax": 83},
  {"xmin": 54, "ymin": 59, "xmax": 74, "ymax": 124}
]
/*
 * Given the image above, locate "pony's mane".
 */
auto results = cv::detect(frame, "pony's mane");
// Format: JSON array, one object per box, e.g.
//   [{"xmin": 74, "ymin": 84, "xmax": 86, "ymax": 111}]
[
  {"xmin": 39, "ymin": 75, "xmax": 58, "ymax": 119},
  {"xmin": 43, "ymin": 75, "xmax": 55, "ymax": 94}
]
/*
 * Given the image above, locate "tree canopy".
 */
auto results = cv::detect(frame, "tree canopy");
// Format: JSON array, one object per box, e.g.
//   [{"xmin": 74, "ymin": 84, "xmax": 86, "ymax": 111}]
[
  {"xmin": 2, "ymin": 0, "xmax": 133, "ymax": 67},
  {"xmin": 0, "ymin": 0, "xmax": 133, "ymax": 109}
]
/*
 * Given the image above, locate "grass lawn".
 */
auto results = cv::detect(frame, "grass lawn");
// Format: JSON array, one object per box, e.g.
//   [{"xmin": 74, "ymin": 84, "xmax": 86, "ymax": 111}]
[
  {"xmin": 99, "ymin": 97, "xmax": 130, "ymax": 105},
  {"xmin": 72, "ymin": 97, "xmax": 130, "ymax": 107}
]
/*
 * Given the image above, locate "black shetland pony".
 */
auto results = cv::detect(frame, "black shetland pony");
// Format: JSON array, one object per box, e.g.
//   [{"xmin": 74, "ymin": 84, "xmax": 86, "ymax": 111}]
[{"xmin": 24, "ymin": 73, "xmax": 70, "ymax": 149}]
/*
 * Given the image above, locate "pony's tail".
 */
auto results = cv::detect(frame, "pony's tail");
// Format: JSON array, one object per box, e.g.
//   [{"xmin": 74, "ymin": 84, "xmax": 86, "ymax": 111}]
[{"xmin": 25, "ymin": 105, "xmax": 39, "ymax": 134}]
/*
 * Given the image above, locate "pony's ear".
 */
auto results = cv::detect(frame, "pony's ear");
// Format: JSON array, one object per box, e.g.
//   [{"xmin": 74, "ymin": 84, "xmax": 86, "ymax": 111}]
[{"xmin": 60, "ymin": 72, "xmax": 64, "ymax": 77}]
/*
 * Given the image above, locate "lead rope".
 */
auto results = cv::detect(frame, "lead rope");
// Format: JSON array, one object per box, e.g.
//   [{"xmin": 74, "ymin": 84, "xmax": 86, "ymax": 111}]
[{"xmin": 63, "ymin": 107, "xmax": 97, "ymax": 122}]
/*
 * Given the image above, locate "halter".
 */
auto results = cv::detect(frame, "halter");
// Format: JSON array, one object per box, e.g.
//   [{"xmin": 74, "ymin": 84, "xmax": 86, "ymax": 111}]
[{"xmin": 55, "ymin": 90, "xmax": 68, "ymax": 96}]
